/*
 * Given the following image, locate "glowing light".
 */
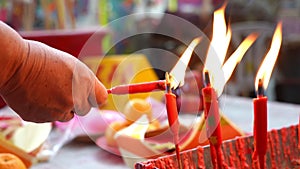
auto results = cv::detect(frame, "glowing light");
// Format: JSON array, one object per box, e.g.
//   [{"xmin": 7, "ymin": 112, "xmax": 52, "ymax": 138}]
[
  {"xmin": 223, "ymin": 33, "xmax": 258, "ymax": 84},
  {"xmin": 255, "ymin": 22, "xmax": 282, "ymax": 91},
  {"xmin": 169, "ymin": 37, "xmax": 201, "ymax": 89},
  {"xmin": 204, "ymin": 4, "xmax": 259, "ymax": 96}
]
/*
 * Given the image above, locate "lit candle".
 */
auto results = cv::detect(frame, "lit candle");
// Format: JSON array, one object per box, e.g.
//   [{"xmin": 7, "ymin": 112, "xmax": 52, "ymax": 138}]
[
  {"xmin": 253, "ymin": 79, "xmax": 268, "ymax": 169},
  {"xmin": 202, "ymin": 71, "xmax": 223, "ymax": 169},
  {"xmin": 165, "ymin": 73, "xmax": 181, "ymax": 169},
  {"xmin": 298, "ymin": 116, "xmax": 300, "ymax": 150},
  {"xmin": 253, "ymin": 22, "xmax": 282, "ymax": 169},
  {"xmin": 107, "ymin": 80, "xmax": 166, "ymax": 94}
]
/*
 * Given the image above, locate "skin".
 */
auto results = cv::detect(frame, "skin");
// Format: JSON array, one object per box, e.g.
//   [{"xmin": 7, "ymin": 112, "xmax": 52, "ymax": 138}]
[{"xmin": 0, "ymin": 21, "xmax": 108, "ymax": 123}]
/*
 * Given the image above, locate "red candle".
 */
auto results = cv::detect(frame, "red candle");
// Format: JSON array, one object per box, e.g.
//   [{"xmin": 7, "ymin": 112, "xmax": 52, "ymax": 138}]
[
  {"xmin": 253, "ymin": 79, "xmax": 267, "ymax": 169},
  {"xmin": 298, "ymin": 116, "xmax": 300, "ymax": 150},
  {"xmin": 252, "ymin": 22, "xmax": 282, "ymax": 169},
  {"xmin": 107, "ymin": 80, "xmax": 166, "ymax": 94},
  {"xmin": 202, "ymin": 71, "xmax": 223, "ymax": 169},
  {"xmin": 165, "ymin": 73, "xmax": 181, "ymax": 169}
]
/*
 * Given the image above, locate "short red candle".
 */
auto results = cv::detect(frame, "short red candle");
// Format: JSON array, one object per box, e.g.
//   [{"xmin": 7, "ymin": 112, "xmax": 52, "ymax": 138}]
[
  {"xmin": 165, "ymin": 92, "xmax": 180, "ymax": 136},
  {"xmin": 107, "ymin": 80, "xmax": 166, "ymax": 94},
  {"xmin": 253, "ymin": 80, "xmax": 268, "ymax": 169}
]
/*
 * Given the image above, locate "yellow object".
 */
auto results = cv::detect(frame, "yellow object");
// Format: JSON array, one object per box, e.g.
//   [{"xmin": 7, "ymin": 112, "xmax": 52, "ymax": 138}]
[
  {"xmin": 98, "ymin": 0, "xmax": 108, "ymax": 26},
  {"xmin": 55, "ymin": 0, "xmax": 66, "ymax": 29},
  {"xmin": 82, "ymin": 54, "xmax": 163, "ymax": 111},
  {"xmin": 180, "ymin": 110, "xmax": 244, "ymax": 151},
  {"xmin": 168, "ymin": 0, "xmax": 178, "ymax": 12},
  {"xmin": 11, "ymin": 122, "xmax": 52, "ymax": 153},
  {"xmin": 0, "ymin": 153, "xmax": 27, "ymax": 169},
  {"xmin": 123, "ymin": 98, "xmax": 152, "ymax": 123},
  {"xmin": 105, "ymin": 121, "xmax": 130, "ymax": 147}
]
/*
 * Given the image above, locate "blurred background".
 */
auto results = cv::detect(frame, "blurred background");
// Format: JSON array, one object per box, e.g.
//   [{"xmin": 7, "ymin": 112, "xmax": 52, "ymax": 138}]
[{"xmin": 0, "ymin": 0, "xmax": 300, "ymax": 104}]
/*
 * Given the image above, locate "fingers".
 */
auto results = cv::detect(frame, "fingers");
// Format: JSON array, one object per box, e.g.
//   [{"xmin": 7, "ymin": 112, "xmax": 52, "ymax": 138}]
[
  {"xmin": 57, "ymin": 111, "xmax": 75, "ymax": 122},
  {"xmin": 72, "ymin": 61, "xmax": 107, "ymax": 116},
  {"xmin": 88, "ymin": 77, "xmax": 108, "ymax": 108}
]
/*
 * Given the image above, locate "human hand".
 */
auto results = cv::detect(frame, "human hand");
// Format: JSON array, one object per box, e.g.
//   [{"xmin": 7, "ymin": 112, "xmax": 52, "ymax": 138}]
[{"xmin": 0, "ymin": 40, "xmax": 107, "ymax": 123}]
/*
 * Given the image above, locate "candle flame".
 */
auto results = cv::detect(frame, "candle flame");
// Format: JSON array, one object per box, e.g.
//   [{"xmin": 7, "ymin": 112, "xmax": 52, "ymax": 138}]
[
  {"xmin": 169, "ymin": 37, "xmax": 201, "ymax": 89},
  {"xmin": 255, "ymin": 22, "xmax": 282, "ymax": 91},
  {"xmin": 204, "ymin": 4, "xmax": 257, "ymax": 96},
  {"xmin": 223, "ymin": 33, "xmax": 258, "ymax": 84},
  {"xmin": 210, "ymin": 4, "xmax": 231, "ymax": 65},
  {"xmin": 204, "ymin": 4, "xmax": 230, "ymax": 74}
]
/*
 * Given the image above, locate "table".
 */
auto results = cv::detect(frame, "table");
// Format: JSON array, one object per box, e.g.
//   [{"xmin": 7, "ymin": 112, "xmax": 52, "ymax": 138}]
[
  {"xmin": 30, "ymin": 95, "xmax": 299, "ymax": 169},
  {"xmin": 31, "ymin": 141, "xmax": 127, "ymax": 169}
]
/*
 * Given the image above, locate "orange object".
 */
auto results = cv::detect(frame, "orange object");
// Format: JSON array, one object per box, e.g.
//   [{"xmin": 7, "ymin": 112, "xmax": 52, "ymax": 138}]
[
  {"xmin": 105, "ymin": 121, "xmax": 130, "ymax": 147},
  {"xmin": 0, "ymin": 138, "xmax": 36, "ymax": 168},
  {"xmin": 123, "ymin": 98, "xmax": 152, "ymax": 123},
  {"xmin": 0, "ymin": 153, "xmax": 26, "ymax": 169}
]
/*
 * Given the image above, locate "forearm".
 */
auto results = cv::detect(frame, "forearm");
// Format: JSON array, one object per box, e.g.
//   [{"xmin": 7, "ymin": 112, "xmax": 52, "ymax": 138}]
[
  {"xmin": 0, "ymin": 21, "xmax": 28, "ymax": 92},
  {"xmin": 0, "ymin": 21, "xmax": 107, "ymax": 122},
  {"xmin": 0, "ymin": 21, "xmax": 76, "ymax": 96}
]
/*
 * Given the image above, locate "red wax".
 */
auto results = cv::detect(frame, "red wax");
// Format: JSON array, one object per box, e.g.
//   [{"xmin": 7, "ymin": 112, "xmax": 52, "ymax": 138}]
[
  {"xmin": 253, "ymin": 96, "xmax": 267, "ymax": 169},
  {"xmin": 165, "ymin": 92, "xmax": 181, "ymax": 168},
  {"xmin": 298, "ymin": 116, "xmax": 300, "ymax": 150},
  {"xmin": 165, "ymin": 93, "xmax": 179, "ymax": 133},
  {"xmin": 107, "ymin": 80, "xmax": 166, "ymax": 94},
  {"xmin": 202, "ymin": 86, "xmax": 223, "ymax": 169}
]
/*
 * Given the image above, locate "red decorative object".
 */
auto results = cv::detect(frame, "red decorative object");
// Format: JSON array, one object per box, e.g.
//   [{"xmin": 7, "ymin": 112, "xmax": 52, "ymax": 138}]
[{"xmin": 107, "ymin": 80, "xmax": 166, "ymax": 94}]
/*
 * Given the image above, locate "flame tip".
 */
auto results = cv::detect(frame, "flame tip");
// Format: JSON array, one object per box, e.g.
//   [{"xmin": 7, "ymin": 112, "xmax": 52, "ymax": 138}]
[
  {"xmin": 255, "ymin": 21, "xmax": 282, "ymax": 90},
  {"xmin": 169, "ymin": 37, "xmax": 201, "ymax": 89}
]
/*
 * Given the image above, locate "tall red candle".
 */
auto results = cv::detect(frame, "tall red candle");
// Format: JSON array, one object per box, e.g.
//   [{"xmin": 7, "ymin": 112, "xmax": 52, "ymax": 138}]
[
  {"xmin": 298, "ymin": 116, "xmax": 300, "ymax": 150},
  {"xmin": 202, "ymin": 71, "xmax": 223, "ymax": 169},
  {"xmin": 253, "ymin": 79, "xmax": 267, "ymax": 169},
  {"xmin": 165, "ymin": 73, "xmax": 181, "ymax": 169}
]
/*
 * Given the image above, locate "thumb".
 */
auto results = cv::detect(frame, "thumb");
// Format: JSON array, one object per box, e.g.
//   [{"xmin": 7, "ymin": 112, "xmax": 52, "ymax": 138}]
[{"xmin": 88, "ymin": 77, "xmax": 108, "ymax": 107}]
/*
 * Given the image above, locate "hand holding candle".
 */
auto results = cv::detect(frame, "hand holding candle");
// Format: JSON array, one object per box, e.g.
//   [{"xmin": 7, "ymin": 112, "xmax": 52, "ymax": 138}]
[{"xmin": 253, "ymin": 22, "xmax": 282, "ymax": 169}]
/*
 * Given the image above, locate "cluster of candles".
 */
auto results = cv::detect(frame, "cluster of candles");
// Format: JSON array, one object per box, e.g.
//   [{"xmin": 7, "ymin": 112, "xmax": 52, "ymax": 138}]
[{"xmin": 106, "ymin": 5, "xmax": 282, "ymax": 169}]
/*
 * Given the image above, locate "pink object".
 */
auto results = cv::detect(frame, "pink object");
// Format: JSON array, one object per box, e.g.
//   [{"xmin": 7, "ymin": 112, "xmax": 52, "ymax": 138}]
[{"xmin": 55, "ymin": 108, "xmax": 125, "ymax": 138}]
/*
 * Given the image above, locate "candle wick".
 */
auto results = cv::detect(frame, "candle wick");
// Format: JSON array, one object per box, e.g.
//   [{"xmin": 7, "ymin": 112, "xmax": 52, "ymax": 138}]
[
  {"xmin": 165, "ymin": 72, "xmax": 172, "ymax": 93},
  {"xmin": 204, "ymin": 71, "xmax": 211, "ymax": 87},
  {"xmin": 257, "ymin": 79, "xmax": 265, "ymax": 97}
]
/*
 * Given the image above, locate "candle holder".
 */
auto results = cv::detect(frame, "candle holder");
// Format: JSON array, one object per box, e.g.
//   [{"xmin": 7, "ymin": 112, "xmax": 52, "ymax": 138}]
[{"xmin": 135, "ymin": 124, "xmax": 299, "ymax": 169}]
